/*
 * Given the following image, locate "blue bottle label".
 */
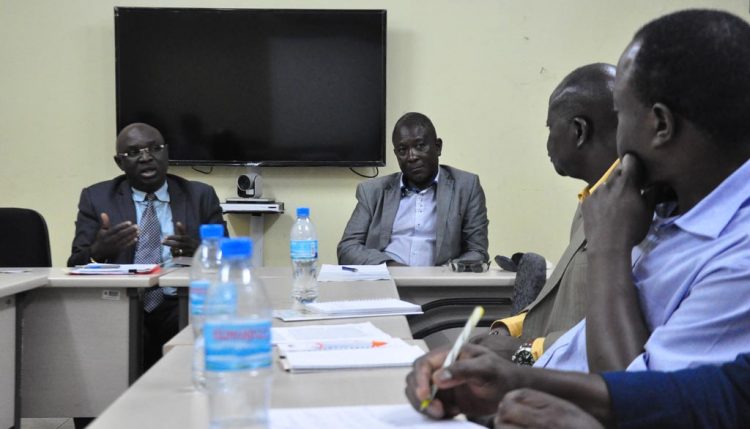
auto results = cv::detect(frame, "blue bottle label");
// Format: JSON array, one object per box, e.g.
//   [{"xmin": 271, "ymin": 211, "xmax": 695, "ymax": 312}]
[
  {"xmin": 204, "ymin": 319, "xmax": 272, "ymax": 371},
  {"xmin": 290, "ymin": 240, "xmax": 318, "ymax": 259},
  {"xmin": 189, "ymin": 280, "xmax": 209, "ymax": 315}
]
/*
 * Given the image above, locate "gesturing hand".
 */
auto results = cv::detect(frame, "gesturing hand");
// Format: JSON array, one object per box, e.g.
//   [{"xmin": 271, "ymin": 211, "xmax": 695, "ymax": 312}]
[
  {"xmin": 90, "ymin": 212, "xmax": 139, "ymax": 261},
  {"xmin": 582, "ymin": 153, "xmax": 656, "ymax": 252},
  {"xmin": 163, "ymin": 221, "xmax": 198, "ymax": 257}
]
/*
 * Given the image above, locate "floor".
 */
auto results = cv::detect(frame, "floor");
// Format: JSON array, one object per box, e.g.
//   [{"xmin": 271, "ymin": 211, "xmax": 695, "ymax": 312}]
[{"xmin": 20, "ymin": 418, "xmax": 75, "ymax": 429}]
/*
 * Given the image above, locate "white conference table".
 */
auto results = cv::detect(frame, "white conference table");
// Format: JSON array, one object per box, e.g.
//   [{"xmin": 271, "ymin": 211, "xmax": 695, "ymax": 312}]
[
  {"xmin": 20, "ymin": 267, "xmax": 165, "ymax": 418},
  {"xmin": 92, "ymin": 269, "xmax": 419, "ymax": 429},
  {"xmin": 90, "ymin": 341, "xmax": 424, "ymax": 429},
  {"xmin": 0, "ymin": 268, "xmax": 49, "ymax": 428},
  {"xmin": 163, "ymin": 266, "xmax": 521, "ymax": 340}
]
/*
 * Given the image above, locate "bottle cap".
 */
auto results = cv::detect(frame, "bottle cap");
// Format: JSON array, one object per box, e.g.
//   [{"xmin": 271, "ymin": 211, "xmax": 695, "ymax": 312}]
[
  {"xmin": 296, "ymin": 207, "xmax": 310, "ymax": 218},
  {"xmin": 220, "ymin": 238, "xmax": 253, "ymax": 258},
  {"xmin": 199, "ymin": 224, "xmax": 224, "ymax": 239}
]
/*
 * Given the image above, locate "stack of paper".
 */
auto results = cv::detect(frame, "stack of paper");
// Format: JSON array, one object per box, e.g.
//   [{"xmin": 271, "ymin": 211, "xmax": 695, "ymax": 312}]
[
  {"xmin": 273, "ymin": 299, "xmax": 423, "ymax": 321},
  {"xmin": 272, "ymin": 322, "xmax": 424, "ymax": 373},
  {"xmin": 316, "ymin": 263, "xmax": 391, "ymax": 282}
]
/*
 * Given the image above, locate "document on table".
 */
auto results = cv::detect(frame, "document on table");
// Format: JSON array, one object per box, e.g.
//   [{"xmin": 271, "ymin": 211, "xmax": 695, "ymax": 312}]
[
  {"xmin": 281, "ymin": 340, "xmax": 424, "ymax": 372},
  {"xmin": 69, "ymin": 264, "xmax": 160, "ymax": 275},
  {"xmin": 317, "ymin": 263, "xmax": 391, "ymax": 281},
  {"xmin": 271, "ymin": 322, "xmax": 391, "ymax": 345},
  {"xmin": 274, "ymin": 299, "xmax": 423, "ymax": 321},
  {"xmin": 270, "ymin": 404, "xmax": 484, "ymax": 428}
]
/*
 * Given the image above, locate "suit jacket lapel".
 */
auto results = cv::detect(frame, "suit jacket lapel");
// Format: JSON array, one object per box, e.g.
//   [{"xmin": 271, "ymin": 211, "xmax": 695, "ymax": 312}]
[
  {"xmin": 523, "ymin": 210, "xmax": 586, "ymax": 311},
  {"xmin": 167, "ymin": 175, "xmax": 187, "ymax": 227},
  {"xmin": 379, "ymin": 174, "xmax": 401, "ymax": 249},
  {"xmin": 115, "ymin": 179, "xmax": 137, "ymax": 224},
  {"xmin": 435, "ymin": 166, "xmax": 453, "ymax": 264}
]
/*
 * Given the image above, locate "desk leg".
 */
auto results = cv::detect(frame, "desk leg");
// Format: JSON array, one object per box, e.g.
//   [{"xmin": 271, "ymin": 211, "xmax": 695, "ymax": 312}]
[
  {"xmin": 177, "ymin": 288, "xmax": 189, "ymax": 331},
  {"xmin": 128, "ymin": 289, "xmax": 143, "ymax": 383}
]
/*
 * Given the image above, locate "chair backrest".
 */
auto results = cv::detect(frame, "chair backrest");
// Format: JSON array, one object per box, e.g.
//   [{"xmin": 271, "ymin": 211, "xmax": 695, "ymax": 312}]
[
  {"xmin": 0, "ymin": 208, "xmax": 52, "ymax": 267},
  {"xmin": 510, "ymin": 252, "xmax": 547, "ymax": 315}
]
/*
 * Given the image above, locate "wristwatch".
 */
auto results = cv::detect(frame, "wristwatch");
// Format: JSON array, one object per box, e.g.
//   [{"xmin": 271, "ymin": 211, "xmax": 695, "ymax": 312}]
[{"xmin": 511, "ymin": 341, "xmax": 536, "ymax": 366}]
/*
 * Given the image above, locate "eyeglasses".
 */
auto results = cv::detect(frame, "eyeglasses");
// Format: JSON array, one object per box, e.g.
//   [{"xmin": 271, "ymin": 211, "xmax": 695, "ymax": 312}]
[
  {"xmin": 394, "ymin": 142, "xmax": 431, "ymax": 157},
  {"xmin": 117, "ymin": 144, "xmax": 167, "ymax": 160},
  {"xmin": 449, "ymin": 259, "xmax": 491, "ymax": 273}
]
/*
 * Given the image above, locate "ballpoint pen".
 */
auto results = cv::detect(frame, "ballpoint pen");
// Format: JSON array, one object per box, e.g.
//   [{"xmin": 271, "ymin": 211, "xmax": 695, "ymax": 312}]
[
  {"xmin": 420, "ymin": 306, "xmax": 485, "ymax": 410},
  {"xmin": 341, "ymin": 266, "xmax": 359, "ymax": 272}
]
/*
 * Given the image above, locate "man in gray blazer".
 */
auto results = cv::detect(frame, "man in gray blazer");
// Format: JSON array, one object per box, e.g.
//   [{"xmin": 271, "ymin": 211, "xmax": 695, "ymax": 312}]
[
  {"xmin": 405, "ymin": 64, "xmax": 620, "ymax": 421},
  {"xmin": 338, "ymin": 112, "xmax": 489, "ymax": 266}
]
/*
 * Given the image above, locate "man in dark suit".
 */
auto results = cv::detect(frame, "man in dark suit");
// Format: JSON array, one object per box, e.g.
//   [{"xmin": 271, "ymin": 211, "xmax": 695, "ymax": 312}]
[
  {"xmin": 337, "ymin": 112, "xmax": 489, "ymax": 266},
  {"xmin": 67, "ymin": 122, "xmax": 224, "ymax": 372}
]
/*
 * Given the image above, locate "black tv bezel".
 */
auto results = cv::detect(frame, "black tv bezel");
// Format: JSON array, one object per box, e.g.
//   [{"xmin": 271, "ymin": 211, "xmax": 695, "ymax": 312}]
[{"xmin": 114, "ymin": 6, "xmax": 387, "ymax": 167}]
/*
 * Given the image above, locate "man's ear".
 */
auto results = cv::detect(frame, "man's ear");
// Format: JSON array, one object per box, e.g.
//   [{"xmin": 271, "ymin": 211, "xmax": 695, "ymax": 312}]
[
  {"xmin": 650, "ymin": 102, "xmax": 674, "ymax": 148},
  {"xmin": 434, "ymin": 138, "xmax": 443, "ymax": 156},
  {"xmin": 572, "ymin": 117, "xmax": 589, "ymax": 149},
  {"xmin": 114, "ymin": 155, "xmax": 124, "ymax": 171}
]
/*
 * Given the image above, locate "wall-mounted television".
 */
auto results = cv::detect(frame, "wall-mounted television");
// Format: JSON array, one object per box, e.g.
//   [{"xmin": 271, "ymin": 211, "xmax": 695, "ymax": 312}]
[{"xmin": 115, "ymin": 7, "xmax": 387, "ymax": 166}]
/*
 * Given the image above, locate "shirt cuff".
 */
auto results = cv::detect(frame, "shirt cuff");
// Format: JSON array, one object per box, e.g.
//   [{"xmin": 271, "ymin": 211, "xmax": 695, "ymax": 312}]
[
  {"xmin": 531, "ymin": 337, "xmax": 545, "ymax": 361},
  {"xmin": 490, "ymin": 312, "xmax": 527, "ymax": 337}
]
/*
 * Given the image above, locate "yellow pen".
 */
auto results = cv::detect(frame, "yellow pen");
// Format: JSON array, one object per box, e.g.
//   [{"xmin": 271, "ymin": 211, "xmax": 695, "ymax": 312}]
[{"xmin": 420, "ymin": 306, "xmax": 485, "ymax": 410}]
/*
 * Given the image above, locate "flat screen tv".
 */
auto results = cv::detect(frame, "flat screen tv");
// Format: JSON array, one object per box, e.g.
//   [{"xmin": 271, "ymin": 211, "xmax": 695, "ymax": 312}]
[{"xmin": 115, "ymin": 7, "xmax": 387, "ymax": 166}]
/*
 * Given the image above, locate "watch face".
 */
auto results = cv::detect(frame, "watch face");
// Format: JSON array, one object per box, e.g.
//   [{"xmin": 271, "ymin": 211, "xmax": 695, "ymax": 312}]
[{"xmin": 511, "ymin": 346, "xmax": 536, "ymax": 366}]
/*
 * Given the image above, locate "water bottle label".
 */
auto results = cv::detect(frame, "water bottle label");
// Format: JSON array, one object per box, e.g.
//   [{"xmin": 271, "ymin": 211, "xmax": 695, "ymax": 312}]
[
  {"xmin": 189, "ymin": 280, "xmax": 209, "ymax": 315},
  {"xmin": 204, "ymin": 319, "xmax": 272, "ymax": 371},
  {"xmin": 290, "ymin": 240, "xmax": 318, "ymax": 259}
]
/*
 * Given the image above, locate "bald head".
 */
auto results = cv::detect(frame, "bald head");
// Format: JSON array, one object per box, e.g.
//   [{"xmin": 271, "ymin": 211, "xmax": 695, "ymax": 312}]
[
  {"xmin": 114, "ymin": 122, "xmax": 169, "ymax": 193},
  {"xmin": 546, "ymin": 63, "xmax": 619, "ymax": 185}
]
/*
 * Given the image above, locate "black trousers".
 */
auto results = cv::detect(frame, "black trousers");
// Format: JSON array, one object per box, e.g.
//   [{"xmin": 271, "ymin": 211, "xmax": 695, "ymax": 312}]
[{"xmin": 143, "ymin": 296, "xmax": 179, "ymax": 371}]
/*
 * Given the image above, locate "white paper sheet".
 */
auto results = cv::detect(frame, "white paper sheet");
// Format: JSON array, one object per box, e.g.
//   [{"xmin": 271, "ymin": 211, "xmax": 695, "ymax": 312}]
[
  {"xmin": 270, "ymin": 404, "xmax": 484, "ymax": 428},
  {"xmin": 271, "ymin": 322, "xmax": 391, "ymax": 345},
  {"xmin": 317, "ymin": 263, "xmax": 392, "ymax": 282}
]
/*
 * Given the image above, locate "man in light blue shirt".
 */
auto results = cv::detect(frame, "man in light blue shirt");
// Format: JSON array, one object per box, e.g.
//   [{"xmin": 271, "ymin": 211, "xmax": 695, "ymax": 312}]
[
  {"xmin": 338, "ymin": 112, "xmax": 489, "ymax": 266},
  {"xmin": 535, "ymin": 9, "xmax": 750, "ymax": 373}
]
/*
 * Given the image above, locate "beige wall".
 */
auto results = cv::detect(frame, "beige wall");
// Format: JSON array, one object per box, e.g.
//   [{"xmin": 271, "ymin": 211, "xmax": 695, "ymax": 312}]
[{"xmin": 1, "ymin": 0, "xmax": 746, "ymax": 267}]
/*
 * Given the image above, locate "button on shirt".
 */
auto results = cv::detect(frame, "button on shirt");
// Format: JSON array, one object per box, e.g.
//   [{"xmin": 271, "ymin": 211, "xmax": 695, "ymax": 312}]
[
  {"xmin": 384, "ymin": 173, "xmax": 439, "ymax": 266},
  {"xmin": 535, "ymin": 158, "xmax": 750, "ymax": 372}
]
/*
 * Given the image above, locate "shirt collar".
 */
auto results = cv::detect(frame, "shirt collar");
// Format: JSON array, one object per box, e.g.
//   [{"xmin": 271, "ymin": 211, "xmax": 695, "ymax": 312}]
[
  {"xmin": 131, "ymin": 181, "xmax": 170, "ymax": 203},
  {"xmin": 578, "ymin": 159, "xmax": 621, "ymax": 202},
  {"xmin": 671, "ymin": 157, "xmax": 750, "ymax": 239},
  {"xmin": 400, "ymin": 169, "xmax": 440, "ymax": 197}
]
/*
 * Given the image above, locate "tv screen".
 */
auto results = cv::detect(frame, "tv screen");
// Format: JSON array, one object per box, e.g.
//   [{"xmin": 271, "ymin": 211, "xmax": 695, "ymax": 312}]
[{"xmin": 115, "ymin": 7, "xmax": 387, "ymax": 166}]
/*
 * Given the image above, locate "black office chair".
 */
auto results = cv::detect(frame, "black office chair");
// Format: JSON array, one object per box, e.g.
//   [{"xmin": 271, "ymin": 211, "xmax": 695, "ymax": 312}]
[
  {"xmin": 0, "ymin": 207, "xmax": 52, "ymax": 267},
  {"xmin": 509, "ymin": 252, "xmax": 547, "ymax": 314}
]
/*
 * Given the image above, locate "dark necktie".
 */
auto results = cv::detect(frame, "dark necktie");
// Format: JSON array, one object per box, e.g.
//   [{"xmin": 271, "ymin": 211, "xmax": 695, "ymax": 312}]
[{"xmin": 135, "ymin": 194, "xmax": 163, "ymax": 312}]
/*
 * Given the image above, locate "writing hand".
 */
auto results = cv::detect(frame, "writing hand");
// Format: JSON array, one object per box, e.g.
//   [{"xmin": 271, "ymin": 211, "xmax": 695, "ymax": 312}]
[
  {"xmin": 90, "ymin": 212, "xmax": 139, "ymax": 261},
  {"xmin": 163, "ymin": 221, "xmax": 198, "ymax": 257},
  {"xmin": 405, "ymin": 344, "xmax": 521, "ymax": 419}
]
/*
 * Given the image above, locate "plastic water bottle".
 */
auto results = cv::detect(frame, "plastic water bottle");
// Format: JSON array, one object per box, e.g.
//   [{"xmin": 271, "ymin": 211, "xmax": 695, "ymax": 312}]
[
  {"xmin": 189, "ymin": 223, "xmax": 224, "ymax": 390},
  {"xmin": 290, "ymin": 207, "xmax": 319, "ymax": 305},
  {"xmin": 204, "ymin": 238, "xmax": 272, "ymax": 429}
]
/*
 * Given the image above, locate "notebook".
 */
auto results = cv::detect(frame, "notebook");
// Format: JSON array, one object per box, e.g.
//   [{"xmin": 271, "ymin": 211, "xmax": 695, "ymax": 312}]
[
  {"xmin": 281, "ymin": 341, "xmax": 424, "ymax": 372},
  {"xmin": 271, "ymin": 322, "xmax": 391, "ymax": 345},
  {"xmin": 304, "ymin": 298, "xmax": 422, "ymax": 316}
]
